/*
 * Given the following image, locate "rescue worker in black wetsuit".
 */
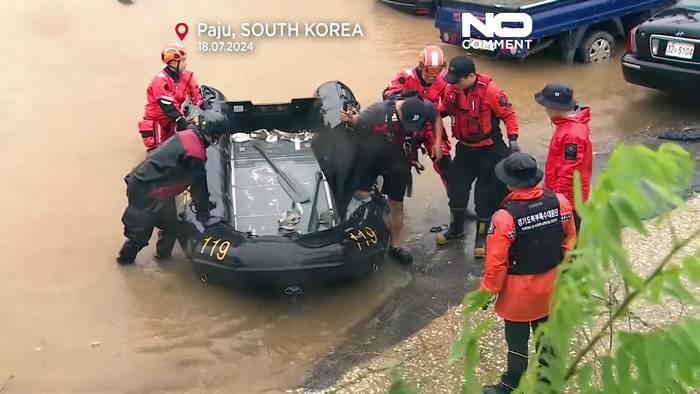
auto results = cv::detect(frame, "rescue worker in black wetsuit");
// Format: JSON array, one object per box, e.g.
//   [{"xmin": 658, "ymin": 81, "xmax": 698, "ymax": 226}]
[
  {"xmin": 117, "ymin": 110, "xmax": 230, "ymax": 264},
  {"xmin": 341, "ymin": 94, "xmax": 442, "ymax": 264}
]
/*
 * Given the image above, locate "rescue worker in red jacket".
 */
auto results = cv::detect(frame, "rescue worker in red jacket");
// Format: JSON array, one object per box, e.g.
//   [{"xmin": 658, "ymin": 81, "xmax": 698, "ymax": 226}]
[
  {"xmin": 481, "ymin": 152, "xmax": 576, "ymax": 394},
  {"xmin": 138, "ymin": 43, "xmax": 206, "ymax": 151},
  {"xmin": 341, "ymin": 95, "xmax": 441, "ymax": 264},
  {"xmin": 382, "ymin": 45, "xmax": 451, "ymax": 186},
  {"xmin": 435, "ymin": 55, "xmax": 520, "ymax": 258},
  {"xmin": 535, "ymin": 82, "xmax": 592, "ymax": 232},
  {"xmin": 117, "ymin": 111, "xmax": 230, "ymax": 264}
]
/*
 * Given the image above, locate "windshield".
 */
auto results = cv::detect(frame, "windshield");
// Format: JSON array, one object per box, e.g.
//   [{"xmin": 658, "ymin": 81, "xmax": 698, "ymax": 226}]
[
  {"xmin": 449, "ymin": 0, "xmax": 557, "ymax": 7},
  {"xmin": 680, "ymin": 0, "xmax": 700, "ymax": 11}
]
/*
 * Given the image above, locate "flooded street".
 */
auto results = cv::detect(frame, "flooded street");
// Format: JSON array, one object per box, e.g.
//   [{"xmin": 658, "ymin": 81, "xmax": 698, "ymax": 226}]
[{"xmin": 1, "ymin": 1, "xmax": 698, "ymax": 393}]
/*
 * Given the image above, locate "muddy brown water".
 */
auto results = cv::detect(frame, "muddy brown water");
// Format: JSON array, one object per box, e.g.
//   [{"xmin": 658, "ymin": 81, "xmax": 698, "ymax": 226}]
[{"xmin": 0, "ymin": 1, "xmax": 698, "ymax": 393}]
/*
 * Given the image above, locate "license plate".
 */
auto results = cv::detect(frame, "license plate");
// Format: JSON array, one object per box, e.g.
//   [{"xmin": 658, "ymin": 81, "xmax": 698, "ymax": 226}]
[
  {"xmin": 466, "ymin": 39, "xmax": 497, "ymax": 52},
  {"xmin": 665, "ymin": 41, "xmax": 695, "ymax": 60}
]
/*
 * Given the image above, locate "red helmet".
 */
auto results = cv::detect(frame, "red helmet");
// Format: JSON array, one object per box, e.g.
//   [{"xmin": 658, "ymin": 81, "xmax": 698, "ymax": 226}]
[
  {"xmin": 162, "ymin": 43, "xmax": 187, "ymax": 64},
  {"xmin": 419, "ymin": 45, "xmax": 445, "ymax": 80}
]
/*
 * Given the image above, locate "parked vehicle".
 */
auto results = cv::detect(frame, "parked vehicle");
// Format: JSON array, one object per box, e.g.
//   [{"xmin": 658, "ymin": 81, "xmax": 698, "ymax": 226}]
[
  {"xmin": 378, "ymin": 0, "xmax": 438, "ymax": 15},
  {"xmin": 435, "ymin": 0, "xmax": 674, "ymax": 63},
  {"xmin": 622, "ymin": 0, "xmax": 700, "ymax": 94}
]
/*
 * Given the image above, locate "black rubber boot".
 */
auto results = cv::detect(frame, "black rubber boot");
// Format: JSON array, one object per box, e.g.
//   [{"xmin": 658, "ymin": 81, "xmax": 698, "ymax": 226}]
[
  {"xmin": 155, "ymin": 230, "xmax": 176, "ymax": 260},
  {"xmin": 388, "ymin": 246, "xmax": 413, "ymax": 265},
  {"xmin": 436, "ymin": 210, "xmax": 466, "ymax": 245},
  {"xmin": 117, "ymin": 241, "xmax": 140, "ymax": 265},
  {"xmin": 474, "ymin": 218, "xmax": 490, "ymax": 258}
]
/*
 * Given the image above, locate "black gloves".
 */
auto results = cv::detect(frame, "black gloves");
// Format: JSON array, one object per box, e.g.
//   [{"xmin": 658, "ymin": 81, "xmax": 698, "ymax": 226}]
[{"xmin": 176, "ymin": 116, "xmax": 188, "ymax": 130}]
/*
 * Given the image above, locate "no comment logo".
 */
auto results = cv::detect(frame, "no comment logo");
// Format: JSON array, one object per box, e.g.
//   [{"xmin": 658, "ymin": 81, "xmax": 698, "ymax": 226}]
[{"xmin": 461, "ymin": 13, "xmax": 533, "ymax": 53}]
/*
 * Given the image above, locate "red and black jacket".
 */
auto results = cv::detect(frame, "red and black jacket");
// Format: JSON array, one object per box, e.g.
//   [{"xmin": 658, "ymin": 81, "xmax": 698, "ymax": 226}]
[
  {"xmin": 443, "ymin": 73, "xmax": 519, "ymax": 148},
  {"xmin": 126, "ymin": 129, "xmax": 209, "ymax": 215}
]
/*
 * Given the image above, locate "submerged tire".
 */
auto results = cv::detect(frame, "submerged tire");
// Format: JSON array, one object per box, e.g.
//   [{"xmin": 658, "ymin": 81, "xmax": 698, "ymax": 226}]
[{"xmin": 578, "ymin": 30, "xmax": 615, "ymax": 64}]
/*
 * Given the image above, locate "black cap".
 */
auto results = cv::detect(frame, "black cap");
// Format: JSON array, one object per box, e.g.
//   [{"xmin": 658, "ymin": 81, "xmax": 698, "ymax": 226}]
[
  {"xmin": 400, "ymin": 97, "xmax": 428, "ymax": 133},
  {"xmin": 444, "ymin": 55, "xmax": 476, "ymax": 84},
  {"xmin": 495, "ymin": 152, "xmax": 544, "ymax": 188},
  {"xmin": 201, "ymin": 110, "xmax": 231, "ymax": 136},
  {"xmin": 534, "ymin": 82, "xmax": 577, "ymax": 110}
]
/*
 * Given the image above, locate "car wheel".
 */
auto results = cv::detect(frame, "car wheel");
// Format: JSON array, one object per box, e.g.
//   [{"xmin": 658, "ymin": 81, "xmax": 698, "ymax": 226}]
[{"xmin": 578, "ymin": 30, "xmax": 616, "ymax": 63}]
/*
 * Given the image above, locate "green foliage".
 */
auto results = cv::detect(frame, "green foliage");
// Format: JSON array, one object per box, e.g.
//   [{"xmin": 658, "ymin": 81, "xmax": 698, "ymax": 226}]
[
  {"xmin": 582, "ymin": 318, "xmax": 700, "ymax": 393},
  {"xmin": 387, "ymin": 380, "xmax": 419, "ymax": 394},
  {"xmin": 459, "ymin": 143, "xmax": 698, "ymax": 394},
  {"xmin": 387, "ymin": 366, "xmax": 419, "ymax": 394},
  {"xmin": 449, "ymin": 289, "xmax": 494, "ymax": 394},
  {"xmin": 386, "ymin": 143, "xmax": 699, "ymax": 394}
]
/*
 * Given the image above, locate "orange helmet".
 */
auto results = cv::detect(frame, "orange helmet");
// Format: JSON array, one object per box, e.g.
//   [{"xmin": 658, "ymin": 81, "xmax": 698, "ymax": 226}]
[
  {"xmin": 419, "ymin": 45, "xmax": 445, "ymax": 80},
  {"xmin": 161, "ymin": 43, "xmax": 187, "ymax": 64}
]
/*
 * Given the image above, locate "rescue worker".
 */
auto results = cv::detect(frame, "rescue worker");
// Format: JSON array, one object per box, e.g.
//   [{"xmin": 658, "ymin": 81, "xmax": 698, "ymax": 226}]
[
  {"xmin": 340, "ymin": 95, "xmax": 442, "ymax": 264},
  {"xmin": 382, "ymin": 45, "xmax": 451, "ymax": 186},
  {"xmin": 435, "ymin": 55, "xmax": 520, "ymax": 258},
  {"xmin": 481, "ymin": 152, "xmax": 576, "ymax": 393},
  {"xmin": 535, "ymin": 82, "xmax": 592, "ymax": 232},
  {"xmin": 138, "ymin": 43, "xmax": 207, "ymax": 151},
  {"xmin": 117, "ymin": 110, "xmax": 230, "ymax": 264}
]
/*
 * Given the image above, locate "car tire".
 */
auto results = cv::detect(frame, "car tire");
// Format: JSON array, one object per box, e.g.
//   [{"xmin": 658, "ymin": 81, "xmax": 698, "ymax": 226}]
[{"xmin": 578, "ymin": 30, "xmax": 616, "ymax": 63}]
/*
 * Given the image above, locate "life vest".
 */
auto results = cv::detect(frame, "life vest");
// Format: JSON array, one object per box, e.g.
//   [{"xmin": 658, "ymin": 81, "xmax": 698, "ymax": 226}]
[
  {"xmin": 445, "ymin": 73, "xmax": 492, "ymax": 143},
  {"xmin": 502, "ymin": 191, "xmax": 564, "ymax": 275},
  {"xmin": 383, "ymin": 68, "xmax": 447, "ymax": 106},
  {"xmin": 369, "ymin": 98, "xmax": 403, "ymax": 145}
]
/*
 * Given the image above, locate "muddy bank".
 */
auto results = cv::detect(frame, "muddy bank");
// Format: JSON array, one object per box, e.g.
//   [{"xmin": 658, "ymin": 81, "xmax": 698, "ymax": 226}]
[
  {"xmin": 301, "ymin": 137, "xmax": 700, "ymax": 392},
  {"xmin": 302, "ymin": 195, "xmax": 700, "ymax": 393}
]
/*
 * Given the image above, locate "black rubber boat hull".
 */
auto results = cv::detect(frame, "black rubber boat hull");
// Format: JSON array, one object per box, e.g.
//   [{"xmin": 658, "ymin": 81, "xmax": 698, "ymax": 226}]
[{"xmin": 177, "ymin": 82, "xmax": 389, "ymax": 293}]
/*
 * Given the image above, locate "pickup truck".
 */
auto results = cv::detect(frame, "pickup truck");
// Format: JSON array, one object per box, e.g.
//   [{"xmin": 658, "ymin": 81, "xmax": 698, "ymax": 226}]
[{"xmin": 435, "ymin": 0, "xmax": 674, "ymax": 63}]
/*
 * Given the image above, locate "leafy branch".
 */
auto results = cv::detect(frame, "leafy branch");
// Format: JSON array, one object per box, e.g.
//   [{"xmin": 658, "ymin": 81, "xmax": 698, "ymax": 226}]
[{"xmin": 564, "ymin": 225, "xmax": 700, "ymax": 381}]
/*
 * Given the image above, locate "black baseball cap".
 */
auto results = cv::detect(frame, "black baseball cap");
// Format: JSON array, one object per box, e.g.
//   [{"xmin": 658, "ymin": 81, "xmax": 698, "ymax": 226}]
[
  {"xmin": 400, "ymin": 97, "xmax": 428, "ymax": 133},
  {"xmin": 495, "ymin": 152, "xmax": 544, "ymax": 188},
  {"xmin": 535, "ymin": 82, "xmax": 577, "ymax": 110},
  {"xmin": 444, "ymin": 55, "xmax": 476, "ymax": 84}
]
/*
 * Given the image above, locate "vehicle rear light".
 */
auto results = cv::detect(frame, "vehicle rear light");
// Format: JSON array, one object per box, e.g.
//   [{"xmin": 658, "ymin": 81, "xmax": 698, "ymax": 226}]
[
  {"xmin": 651, "ymin": 38, "xmax": 660, "ymax": 55},
  {"xmin": 415, "ymin": 7, "xmax": 429, "ymax": 16},
  {"xmin": 626, "ymin": 25, "xmax": 640, "ymax": 54},
  {"xmin": 449, "ymin": 32, "xmax": 458, "ymax": 44}
]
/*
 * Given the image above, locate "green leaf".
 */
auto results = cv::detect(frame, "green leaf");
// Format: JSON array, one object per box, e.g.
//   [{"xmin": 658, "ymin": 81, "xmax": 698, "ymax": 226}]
[
  {"xmin": 616, "ymin": 258, "xmax": 645, "ymax": 292},
  {"xmin": 448, "ymin": 333, "xmax": 468, "ymax": 365},
  {"xmin": 388, "ymin": 380, "xmax": 419, "ymax": 394},
  {"xmin": 616, "ymin": 346, "xmax": 633, "ymax": 389},
  {"xmin": 609, "ymin": 193, "xmax": 647, "ymax": 234},
  {"xmin": 463, "ymin": 289, "xmax": 493, "ymax": 314},
  {"xmin": 647, "ymin": 275, "xmax": 664, "ymax": 303},
  {"xmin": 682, "ymin": 254, "xmax": 700, "ymax": 283},
  {"xmin": 645, "ymin": 180, "xmax": 685, "ymax": 210},
  {"xmin": 575, "ymin": 363, "xmax": 593, "ymax": 392},
  {"xmin": 663, "ymin": 270, "xmax": 697, "ymax": 304},
  {"xmin": 600, "ymin": 356, "xmax": 617, "ymax": 393}
]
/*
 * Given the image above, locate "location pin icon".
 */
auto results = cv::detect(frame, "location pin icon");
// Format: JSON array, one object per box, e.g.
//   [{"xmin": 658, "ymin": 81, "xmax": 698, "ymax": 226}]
[{"xmin": 175, "ymin": 23, "xmax": 189, "ymax": 41}]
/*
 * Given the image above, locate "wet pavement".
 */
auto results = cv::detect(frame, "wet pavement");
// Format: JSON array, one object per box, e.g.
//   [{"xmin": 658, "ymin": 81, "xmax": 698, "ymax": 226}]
[{"xmin": 1, "ymin": 1, "xmax": 698, "ymax": 393}]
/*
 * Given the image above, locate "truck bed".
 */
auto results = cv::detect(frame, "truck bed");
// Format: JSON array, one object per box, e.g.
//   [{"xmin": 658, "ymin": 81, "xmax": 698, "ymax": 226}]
[
  {"xmin": 442, "ymin": 0, "xmax": 557, "ymax": 10},
  {"xmin": 437, "ymin": 0, "xmax": 673, "ymax": 41}
]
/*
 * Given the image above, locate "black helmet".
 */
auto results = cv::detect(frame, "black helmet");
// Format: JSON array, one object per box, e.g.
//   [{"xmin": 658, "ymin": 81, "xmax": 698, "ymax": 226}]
[{"xmin": 200, "ymin": 110, "xmax": 230, "ymax": 136}]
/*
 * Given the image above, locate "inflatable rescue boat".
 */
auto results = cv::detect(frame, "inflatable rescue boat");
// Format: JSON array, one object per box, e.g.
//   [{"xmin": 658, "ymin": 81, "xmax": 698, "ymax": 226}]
[{"xmin": 175, "ymin": 82, "xmax": 390, "ymax": 292}]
